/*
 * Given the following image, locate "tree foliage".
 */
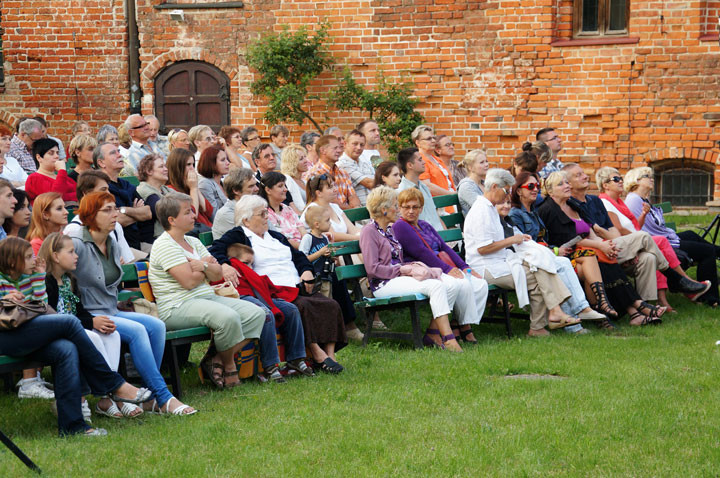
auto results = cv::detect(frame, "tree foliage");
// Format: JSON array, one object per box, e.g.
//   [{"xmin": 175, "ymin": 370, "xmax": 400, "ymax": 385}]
[
  {"xmin": 331, "ymin": 68, "xmax": 424, "ymax": 156},
  {"xmin": 247, "ymin": 23, "xmax": 331, "ymax": 133}
]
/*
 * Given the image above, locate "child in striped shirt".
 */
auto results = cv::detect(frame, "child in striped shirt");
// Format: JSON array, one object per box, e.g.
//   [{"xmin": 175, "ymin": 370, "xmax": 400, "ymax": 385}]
[{"xmin": 0, "ymin": 236, "xmax": 54, "ymax": 399}]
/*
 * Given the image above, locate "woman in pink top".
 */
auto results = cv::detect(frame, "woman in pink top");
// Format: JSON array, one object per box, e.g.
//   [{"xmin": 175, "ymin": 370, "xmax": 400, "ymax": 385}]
[{"xmin": 26, "ymin": 192, "xmax": 68, "ymax": 255}]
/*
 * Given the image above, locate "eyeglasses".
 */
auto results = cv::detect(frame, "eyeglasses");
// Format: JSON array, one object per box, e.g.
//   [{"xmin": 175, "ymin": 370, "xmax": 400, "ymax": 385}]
[
  {"xmin": 501, "ymin": 187, "xmax": 510, "ymax": 196},
  {"xmin": 130, "ymin": 122, "xmax": 149, "ymax": 130},
  {"xmin": 400, "ymin": 204, "xmax": 422, "ymax": 211},
  {"xmin": 253, "ymin": 210, "xmax": 269, "ymax": 219},
  {"xmin": 98, "ymin": 206, "xmax": 120, "ymax": 214},
  {"xmin": 418, "ymin": 136, "xmax": 436, "ymax": 142},
  {"xmin": 520, "ymin": 183, "xmax": 539, "ymax": 191},
  {"xmin": 609, "ymin": 176, "xmax": 623, "ymax": 183},
  {"xmin": 245, "ymin": 136, "xmax": 260, "ymax": 142}
]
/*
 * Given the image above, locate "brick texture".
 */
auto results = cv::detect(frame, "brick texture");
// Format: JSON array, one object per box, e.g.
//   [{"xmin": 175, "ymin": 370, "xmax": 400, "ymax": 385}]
[{"xmin": 1, "ymin": 1, "xmax": 719, "ymax": 199}]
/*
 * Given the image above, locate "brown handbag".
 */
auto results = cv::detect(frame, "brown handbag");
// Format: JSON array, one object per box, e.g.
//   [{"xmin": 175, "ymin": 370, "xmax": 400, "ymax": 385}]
[{"xmin": 0, "ymin": 299, "xmax": 55, "ymax": 331}]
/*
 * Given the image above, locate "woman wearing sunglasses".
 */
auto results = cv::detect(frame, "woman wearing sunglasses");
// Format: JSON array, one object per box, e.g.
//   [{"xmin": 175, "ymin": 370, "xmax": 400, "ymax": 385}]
[{"xmin": 598, "ymin": 166, "xmax": 716, "ymax": 309}]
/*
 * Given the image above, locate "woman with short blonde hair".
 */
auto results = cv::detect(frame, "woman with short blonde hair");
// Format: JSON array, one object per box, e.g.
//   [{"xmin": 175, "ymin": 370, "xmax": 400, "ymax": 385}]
[
  {"xmin": 281, "ymin": 144, "xmax": 310, "ymax": 213},
  {"xmin": 457, "ymin": 149, "xmax": 489, "ymax": 215}
]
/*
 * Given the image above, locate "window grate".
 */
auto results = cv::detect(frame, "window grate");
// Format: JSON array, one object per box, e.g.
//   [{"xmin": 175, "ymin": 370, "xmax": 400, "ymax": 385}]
[{"xmin": 654, "ymin": 168, "xmax": 712, "ymax": 207}]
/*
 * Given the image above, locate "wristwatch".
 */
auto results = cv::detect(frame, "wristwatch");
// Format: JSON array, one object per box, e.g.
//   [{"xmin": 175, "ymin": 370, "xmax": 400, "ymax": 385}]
[{"xmin": 120, "ymin": 207, "xmax": 127, "ymax": 215}]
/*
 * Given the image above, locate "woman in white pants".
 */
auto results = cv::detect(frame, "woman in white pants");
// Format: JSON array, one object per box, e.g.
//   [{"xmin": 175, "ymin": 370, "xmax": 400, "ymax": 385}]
[
  {"xmin": 391, "ymin": 187, "xmax": 488, "ymax": 344},
  {"xmin": 359, "ymin": 186, "xmax": 463, "ymax": 352}
]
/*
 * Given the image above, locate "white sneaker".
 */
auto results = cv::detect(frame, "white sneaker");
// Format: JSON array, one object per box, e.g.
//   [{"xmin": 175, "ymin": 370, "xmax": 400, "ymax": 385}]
[
  {"xmin": 82, "ymin": 400, "xmax": 92, "ymax": 423},
  {"xmin": 346, "ymin": 328, "xmax": 364, "ymax": 342},
  {"xmin": 17, "ymin": 378, "xmax": 55, "ymax": 399}
]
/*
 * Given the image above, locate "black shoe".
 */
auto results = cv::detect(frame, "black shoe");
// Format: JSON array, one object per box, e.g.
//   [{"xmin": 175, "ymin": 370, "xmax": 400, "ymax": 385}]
[{"xmin": 671, "ymin": 276, "xmax": 710, "ymax": 295}]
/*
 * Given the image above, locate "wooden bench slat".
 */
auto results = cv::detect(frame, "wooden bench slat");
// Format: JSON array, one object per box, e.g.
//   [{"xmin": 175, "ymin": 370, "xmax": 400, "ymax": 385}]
[{"xmin": 432, "ymin": 194, "xmax": 459, "ymax": 209}]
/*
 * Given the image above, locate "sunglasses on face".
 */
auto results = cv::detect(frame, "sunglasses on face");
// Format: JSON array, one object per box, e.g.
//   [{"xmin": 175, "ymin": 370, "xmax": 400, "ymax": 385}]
[
  {"xmin": 130, "ymin": 122, "xmax": 149, "ymax": 130},
  {"xmin": 520, "ymin": 182, "xmax": 539, "ymax": 191},
  {"xmin": 609, "ymin": 176, "xmax": 623, "ymax": 183}
]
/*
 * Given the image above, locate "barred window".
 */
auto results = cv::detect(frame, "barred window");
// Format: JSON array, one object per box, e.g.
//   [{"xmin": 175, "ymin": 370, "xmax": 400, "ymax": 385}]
[
  {"xmin": 574, "ymin": 0, "xmax": 629, "ymax": 37},
  {"xmin": 654, "ymin": 167, "xmax": 712, "ymax": 207}
]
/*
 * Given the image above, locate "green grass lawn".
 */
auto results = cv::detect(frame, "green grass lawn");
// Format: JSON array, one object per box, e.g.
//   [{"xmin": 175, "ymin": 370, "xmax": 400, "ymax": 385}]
[{"xmin": 2, "ymin": 218, "xmax": 720, "ymax": 476}]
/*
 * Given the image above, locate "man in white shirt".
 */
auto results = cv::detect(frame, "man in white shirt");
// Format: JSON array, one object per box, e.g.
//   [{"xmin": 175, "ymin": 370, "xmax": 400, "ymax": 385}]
[
  {"xmin": 396, "ymin": 147, "xmax": 444, "ymax": 231},
  {"xmin": 464, "ymin": 168, "xmax": 575, "ymax": 337},
  {"xmin": 337, "ymin": 129, "xmax": 374, "ymax": 206},
  {"xmin": 122, "ymin": 114, "xmax": 155, "ymax": 176},
  {"xmin": 357, "ymin": 120, "xmax": 382, "ymax": 166}
]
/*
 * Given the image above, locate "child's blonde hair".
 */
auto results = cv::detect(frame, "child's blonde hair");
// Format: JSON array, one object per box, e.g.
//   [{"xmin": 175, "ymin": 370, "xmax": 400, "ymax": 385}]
[{"xmin": 305, "ymin": 204, "xmax": 329, "ymax": 230}]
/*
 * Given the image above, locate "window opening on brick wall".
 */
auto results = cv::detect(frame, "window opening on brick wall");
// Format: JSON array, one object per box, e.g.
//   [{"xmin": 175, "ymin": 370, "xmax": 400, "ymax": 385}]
[
  {"xmin": 653, "ymin": 166, "xmax": 712, "ymax": 207},
  {"xmin": 574, "ymin": 0, "xmax": 629, "ymax": 37}
]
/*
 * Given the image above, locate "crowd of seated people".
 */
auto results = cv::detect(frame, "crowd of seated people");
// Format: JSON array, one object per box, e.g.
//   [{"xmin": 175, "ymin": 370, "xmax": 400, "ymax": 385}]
[{"xmin": 0, "ymin": 115, "xmax": 717, "ymax": 439}]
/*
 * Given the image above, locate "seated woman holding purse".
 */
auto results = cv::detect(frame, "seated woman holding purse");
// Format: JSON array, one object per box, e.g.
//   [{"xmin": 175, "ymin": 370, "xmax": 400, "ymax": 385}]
[
  {"xmin": 391, "ymin": 188, "xmax": 488, "ymax": 344},
  {"xmin": 360, "ymin": 186, "xmax": 463, "ymax": 351},
  {"xmin": 148, "ymin": 192, "xmax": 266, "ymax": 389}
]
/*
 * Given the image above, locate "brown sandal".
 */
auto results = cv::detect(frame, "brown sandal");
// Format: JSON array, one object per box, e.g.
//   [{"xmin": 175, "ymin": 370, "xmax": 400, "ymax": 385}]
[
  {"xmin": 223, "ymin": 370, "xmax": 241, "ymax": 388},
  {"xmin": 199, "ymin": 359, "xmax": 225, "ymax": 388}
]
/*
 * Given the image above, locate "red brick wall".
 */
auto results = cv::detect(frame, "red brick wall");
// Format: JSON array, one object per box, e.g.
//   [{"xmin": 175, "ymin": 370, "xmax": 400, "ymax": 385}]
[{"xmin": 1, "ymin": 1, "xmax": 719, "ymax": 199}]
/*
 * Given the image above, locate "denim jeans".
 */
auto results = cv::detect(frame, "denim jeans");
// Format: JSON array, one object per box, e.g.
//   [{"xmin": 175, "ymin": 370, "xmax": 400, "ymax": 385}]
[
  {"xmin": 0, "ymin": 314, "xmax": 125, "ymax": 436},
  {"xmin": 104, "ymin": 311, "xmax": 172, "ymax": 408},
  {"xmin": 239, "ymin": 296, "xmax": 306, "ymax": 368},
  {"xmin": 555, "ymin": 256, "xmax": 590, "ymax": 316}
]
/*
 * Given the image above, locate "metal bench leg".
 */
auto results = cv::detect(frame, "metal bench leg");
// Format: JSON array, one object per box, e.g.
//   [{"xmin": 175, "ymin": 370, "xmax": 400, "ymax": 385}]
[
  {"xmin": 362, "ymin": 308, "xmax": 373, "ymax": 347},
  {"xmin": 502, "ymin": 291, "xmax": 512, "ymax": 338},
  {"xmin": 0, "ymin": 429, "xmax": 41, "ymax": 473},
  {"xmin": 167, "ymin": 341, "xmax": 183, "ymax": 400},
  {"xmin": 409, "ymin": 302, "xmax": 424, "ymax": 349}
]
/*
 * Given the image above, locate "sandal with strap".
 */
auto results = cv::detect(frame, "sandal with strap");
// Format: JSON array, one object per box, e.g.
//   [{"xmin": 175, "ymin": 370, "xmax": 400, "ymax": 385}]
[
  {"xmin": 95, "ymin": 399, "xmax": 123, "ymax": 419},
  {"xmin": 422, "ymin": 328, "xmax": 445, "ymax": 349},
  {"xmin": 199, "ymin": 359, "xmax": 225, "ymax": 389},
  {"xmin": 638, "ymin": 301, "xmax": 667, "ymax": 319},
  {"xmin": 590, "ymin": 281, "xmax": 619, "ymax": 319},
  {"xmin": 458, "ymin": 326, "xmax": 478, "ymax": 345},
  {"xmin": 160, "ymin": 397, "xmax": 197, "ymax": 416},
  {"xmin": 441, "ymin": 333, "xmax": 463, "ymax": 352},
  {"xmin": 629, "ymin": 311, "xmax": 662, "ymax": 326},
  {"xmin": 223, "ymin": 370, "xmax": 242, "ymax": 388},
  {"xmin": 118, "ymin": 401, "xmax": 143, "ymax": 418},
  {"xmin": 548, "ymin": 315, "xmax": 581, "ymax": 330}
]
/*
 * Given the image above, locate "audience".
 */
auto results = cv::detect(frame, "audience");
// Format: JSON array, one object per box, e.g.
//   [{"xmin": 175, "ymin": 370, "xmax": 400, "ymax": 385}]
[
  {"xmin": 358, "ymin": 120, "xmax": 383, "ymax": 166},
  {"xmin": 122, "ymin": 114, "xmax": 156, "ymax": 177},
  {"xmin": 300, "ymin": 173, "xmax": 361, "ymax": 242},
  {"xmin": 69, "ymin": 191, "xmax": 195, "ymax": 416},
  {"xmin": 219, "ymin": 125, "xmax": 250, "ymax": 169},
  {"xmin": 300, "ymin": 131, "xmax": 321, "ymax": 167},
  {"xmin": 68, "ymin": 134, "xmax": 98, "ymax": 182},
  {"xmin": 149, "ymin": 192, "xmax": 265, "ymax": 390},
  {"xmin": 412, "ymin": 125, "xmax": 455, "ymax": 197},
  {"xmin": 197, "ymin": 145, "xmax": 230, "ymax": 217},
  {"xmin": 136, "ymin": 153, "xmax": 171, "ymax": 240},
  {"xmin": 167, "ymin": 128, "xmax": 190, "ymax": 152},
  {"xmin": 26, "ymin": 192, "xmax": 68, "ymax": 255},
  {"xmin": 435, "ymin": 134, "xmax": 465, "ymax": 185},
  {"xmin": 166, "ymin": 148, "xmax": 213, "ymax": 232},
  {"xmin": 373, "ymin": 161, "xmax": 402, "ymax": 189},
  {"xmin": 252, "ymin": 143, "xmax": 278, "ymax": 181},
  {"xmin": 0, "ymin": 124, "xmax": 27, "ymax": 187},
  {"xmin": 260, "ymin": 171, "xmax": 306, "ymax": 249},
  {"xmin": 397, "ymin": 147, "xmax": 444, "ymax": 231},
  {"xmin": 4, "ymin": 189, "xmax": 30, "ymax": 238},
  {"xmin": 239, "ymin": 126, "xmax": 261, "ymax": 169},
  {"xmin": 212, "ymin": 168, "xmax": 258, "ymax": 240},
  {"xmin": 188, "ymin": 125, "xmax": 216, "ymax": 161},
  {"xmin": 456, "ymin": 149, "xmax": 489, "ymax": 216},
  {"xmin": 306, "ymin": 135, "xmax": 360, "ymax": 210},
  {"xmin": 270, "ymin": 125, "xmax": 289, "ymax": 167},
  {"xmin": 281, "ymin": 144, "xmax": 311, "ymax": 213},
  {"xmin": 337, "ymin": 129, "xmax": 374, "ymax": 206}
]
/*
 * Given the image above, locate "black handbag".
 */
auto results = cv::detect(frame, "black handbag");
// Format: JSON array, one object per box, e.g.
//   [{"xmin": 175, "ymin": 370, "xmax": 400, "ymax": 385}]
[{"xmin": 0, "ymin": 299, "xmax": 55, "ymax": 331}]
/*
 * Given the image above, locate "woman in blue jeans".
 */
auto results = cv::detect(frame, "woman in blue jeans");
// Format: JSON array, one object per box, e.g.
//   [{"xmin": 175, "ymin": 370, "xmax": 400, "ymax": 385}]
[
  {"xmin": 0, "ymin": 237, "xmax": 151, "ymax": 436},
  {"xmin": 69, "ymin": 191, "xmax": 195, "ymax": 416}
]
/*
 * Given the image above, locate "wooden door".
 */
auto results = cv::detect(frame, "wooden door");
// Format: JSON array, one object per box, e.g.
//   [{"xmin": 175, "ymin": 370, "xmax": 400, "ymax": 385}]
[{"xmin": 154, "ymin": 61, "xmax": 230, "ymax": 133}]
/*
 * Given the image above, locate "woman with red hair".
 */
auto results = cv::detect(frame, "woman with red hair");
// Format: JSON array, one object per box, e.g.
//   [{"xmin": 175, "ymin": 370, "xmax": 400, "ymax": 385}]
[
  {"xmin": 69, "ymin": 191, "xmax": 196, "ymax": 416},
  {"xmin": 26, "ymin": 192, "xmax": 68, "ymax": 255}
]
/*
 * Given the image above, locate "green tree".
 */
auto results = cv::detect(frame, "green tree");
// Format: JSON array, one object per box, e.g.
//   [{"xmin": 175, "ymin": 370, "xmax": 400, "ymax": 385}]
[
  {"xmin": 331, "ymin": 68, "xmax": 424, "ymax": 156},
  {"xmin": 246, "ymin": 23, "xmax": 331, "ymax": 133}
]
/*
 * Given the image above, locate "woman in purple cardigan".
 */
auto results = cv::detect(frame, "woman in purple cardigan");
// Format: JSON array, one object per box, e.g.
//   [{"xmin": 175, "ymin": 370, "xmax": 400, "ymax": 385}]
[
  {"xmin": 359, "ymin": 186, "xmax": 464, "ymax": 352},
  {"xmin": 392, "ymin": 188, "xmax": 488, "ymax": 343}
]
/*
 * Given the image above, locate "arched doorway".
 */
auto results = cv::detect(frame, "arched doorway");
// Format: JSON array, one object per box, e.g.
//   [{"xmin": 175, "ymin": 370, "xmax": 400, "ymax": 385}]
[{"xmin": 154, "ymin": 61, "xmax": 230, "ymax": 133}]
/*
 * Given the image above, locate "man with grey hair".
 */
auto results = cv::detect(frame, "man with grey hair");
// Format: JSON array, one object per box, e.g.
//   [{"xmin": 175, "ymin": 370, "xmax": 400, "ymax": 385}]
[
  {"xmin": 122, "ymin": 114, "xmax": 157, "ymax": 177},
  {"xmin": 252, "ymin": 143, "xmax": 277, "ymax": 181},
  {"xmin": 465, "ymin": 168, "xmax": 578, "ymax": 337},
  {"xmin": 9, "ymin": 118, "xmax": 44, "ymax": 173},
  {"xmin": 145, "ymin": 114, "xmax": 169, "ymax": 157},
  {"xmin": 324, "ymin": 126, "xmax": 345, "ymax": 149}
]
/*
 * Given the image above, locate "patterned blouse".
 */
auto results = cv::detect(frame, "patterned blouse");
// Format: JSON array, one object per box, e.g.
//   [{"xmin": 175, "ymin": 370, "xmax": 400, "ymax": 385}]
[{"xmin": 267, "ymin": 203, "xmax": 305, "ymax": 242}]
